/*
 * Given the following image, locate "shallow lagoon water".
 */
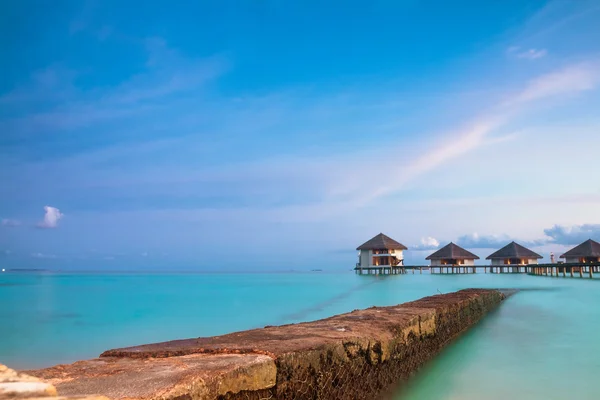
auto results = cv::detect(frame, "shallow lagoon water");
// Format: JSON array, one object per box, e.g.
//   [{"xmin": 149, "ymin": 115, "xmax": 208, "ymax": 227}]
[{"xmin": 1, "ymin": 271, "xmax": 599, "ymax": 399}]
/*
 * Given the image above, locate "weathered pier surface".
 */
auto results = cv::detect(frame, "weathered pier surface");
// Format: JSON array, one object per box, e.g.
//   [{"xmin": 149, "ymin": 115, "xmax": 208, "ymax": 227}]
[{"xmin": 27, "ymin": 289, "xmax": 506, "ymax": 400}]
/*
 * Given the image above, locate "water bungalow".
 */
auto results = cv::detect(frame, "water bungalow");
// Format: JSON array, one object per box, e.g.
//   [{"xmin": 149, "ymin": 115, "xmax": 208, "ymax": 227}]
[
  {"xmin": 486, "ymin": 241, "xmax": 542, "ymax": 273},
  {"xmin": 355, "ymin": 233, "xmax": 407, "ymax": 274},
  {"xmin": 426, "ymin": 243, "xmax": 479, "ymax": 273},
  {"xmin": 560, "ymin": 239, "xmax": 600, "ymax": 263}
]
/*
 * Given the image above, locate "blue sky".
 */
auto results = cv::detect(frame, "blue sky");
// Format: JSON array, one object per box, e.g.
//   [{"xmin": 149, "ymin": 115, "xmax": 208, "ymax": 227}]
[{"xmin": 1, "ymin": 0, "xmax": 600, "ymax": 270}]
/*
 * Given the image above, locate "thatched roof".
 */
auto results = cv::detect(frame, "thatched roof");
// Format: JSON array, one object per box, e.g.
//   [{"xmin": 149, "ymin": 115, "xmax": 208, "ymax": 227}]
[
  {"xmin": 426, "ymin": 242, "xmax": 480, "ymax": 260},
  {"xmin": 486, "ymin": 241, "xmax": 542, "ymax": 260},
  {"xmin": 357, "ymin": 233, "xmax": 408, "ymax": 251},
  {"xmin": 560, "ymin": 239, "xmax": 600, "ymax": 258}
]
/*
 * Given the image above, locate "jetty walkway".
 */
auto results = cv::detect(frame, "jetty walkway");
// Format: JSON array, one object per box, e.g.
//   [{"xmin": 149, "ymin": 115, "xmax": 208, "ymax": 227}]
[{"xmin": 355, "ymin": 262, "xmax": 600, "ymax": 278}]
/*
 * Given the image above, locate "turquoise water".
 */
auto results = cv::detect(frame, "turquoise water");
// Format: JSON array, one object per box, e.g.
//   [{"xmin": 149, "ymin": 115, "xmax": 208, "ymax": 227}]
[{"xmin": 1, "ymin": 271, "xmax": 599, "ymax": 399}]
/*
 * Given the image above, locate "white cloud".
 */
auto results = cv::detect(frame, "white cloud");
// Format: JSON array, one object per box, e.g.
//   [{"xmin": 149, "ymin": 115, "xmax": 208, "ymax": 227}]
[
  {"xmin": 1, "ymin": 218, "xmax": 21, "ymax": 227},
  {"xmin": 421, "ymin": 236, "xmax": 440, "ymax": 247},
  {"xmin": 456, "ymin": 233, "xmax": 512, "ymax": 249},
  {"xmin": 412, "ymin": 236, "xmax": 441, "ymax": 250},
  {"xmin": 37, "ymin": 206, "xmax": 64, "ymax": 229}
]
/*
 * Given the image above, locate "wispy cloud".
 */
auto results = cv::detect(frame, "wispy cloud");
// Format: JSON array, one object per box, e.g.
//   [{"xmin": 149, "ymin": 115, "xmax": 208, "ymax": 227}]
[
  {"xmin": 31, "ymin": 252, "xmax": 57, "ymax": 259},
  {"xmin": 9, "ymin": 59, "xmax": 598, "ymax": 226},
  {"xmin": 516, "ymin": 0, "xmax": 600, "ymax": 44},
  {"xmin": 281, "ymin": 61, "xmax": 600, "ymax": 218},
  {"xmin": 507, "ymin": 46, "xmax": 547, "ymax": 60},
  {"xmin": 509, "ymin": 62, "xmax": 600, "ymax": 104},
  {"xmin": 518, "ymin": 48, "xmax": 547, "ymax": 60},
  {"xmin": 1, "ymin": 218, "xmax": 21, "ymax": 227},
  {"xmin": 1, "ymin": 39, "xmax": 228, "ymax": 137},
  {"xmin": 37, "ymin": 206, "xmax": 64, "ymax": 229}
]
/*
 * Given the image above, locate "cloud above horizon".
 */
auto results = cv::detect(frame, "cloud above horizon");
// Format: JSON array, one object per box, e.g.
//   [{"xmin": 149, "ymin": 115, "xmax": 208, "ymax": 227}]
[
  {"xmin": 411, "ymin": 236, "xmax": 441, "ymax": 251},
  {"xmin": 455, "ymin": 233, "xmax": 514, "ymax": 249},
  {"xmin": 543, "ymin": 224, "xmax": 600, "ymax": 245},
  {"xmin": 447, "ymin": 224, "xmax": 600, "ymax": 250},
  {"xmin": 37, "ymin": 206, "xmax": 64, "ymax": 229}
]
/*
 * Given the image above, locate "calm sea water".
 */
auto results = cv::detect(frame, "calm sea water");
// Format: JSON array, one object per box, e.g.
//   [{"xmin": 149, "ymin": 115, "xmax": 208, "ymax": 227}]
[{"xmin": 1, "ymin": 271, "xmax": 599, "ymax": 399}]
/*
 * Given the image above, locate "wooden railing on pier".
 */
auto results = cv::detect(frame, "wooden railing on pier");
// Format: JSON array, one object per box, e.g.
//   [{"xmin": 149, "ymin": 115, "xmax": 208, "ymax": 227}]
[{"xmin": 354, "ymin": 262, "xmax": 600, "ymax": 278}]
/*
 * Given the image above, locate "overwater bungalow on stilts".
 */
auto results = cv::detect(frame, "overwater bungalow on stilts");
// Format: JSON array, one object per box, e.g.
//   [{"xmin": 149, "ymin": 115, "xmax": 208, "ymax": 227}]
[
  {"xmin": 560, "ymin": 239, "xmax": 600, "ymax": 263},
  {"xmin": 355, "ymin": 233, "xmax": 407, "ymax": 275},
  {"xmin": 426, "ymin": 243, "xmax": 479, "ymax": 274},
  {"xmin": 548, "ymin": 239, "xmax": 600, "ymax": 278},
  {"xmin": 486, "ymin": 241, "xmax": 542, "ymax": 273}
]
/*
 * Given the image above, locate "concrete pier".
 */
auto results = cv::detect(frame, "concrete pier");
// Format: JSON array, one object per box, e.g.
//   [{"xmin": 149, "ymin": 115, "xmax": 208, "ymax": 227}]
[{"xmin": 28, "ymin": 289, "xmax": 506, "ymax": 400}]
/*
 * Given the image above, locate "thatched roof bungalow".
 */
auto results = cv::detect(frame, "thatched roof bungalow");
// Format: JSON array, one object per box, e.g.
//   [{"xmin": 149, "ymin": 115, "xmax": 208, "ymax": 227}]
[
  {"xmin": 356, "ymin": 233, "xmax": 407, "ymax": 267},
  {"xmin": 486, "ymin": 241, "xmax": 542, "ymax": 265},
  {"xmin": 560, "ymin": 239, "xmax": 600, "ymax": 263},
  {"xmin": 426, "ymin": 243, "xmax": 479, "ymax": 266}
]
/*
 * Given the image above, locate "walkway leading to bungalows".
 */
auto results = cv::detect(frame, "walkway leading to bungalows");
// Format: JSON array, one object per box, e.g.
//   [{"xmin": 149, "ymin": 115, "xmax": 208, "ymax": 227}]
[{"xmin": 354, "ymin": 262, "xmax": 600, "ymax": 278}]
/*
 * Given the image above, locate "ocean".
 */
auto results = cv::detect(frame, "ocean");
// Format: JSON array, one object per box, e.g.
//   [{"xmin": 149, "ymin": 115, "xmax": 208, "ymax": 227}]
[{"xmin": 1, "ymin": 271, "xmax": 599, "ymax": 399}]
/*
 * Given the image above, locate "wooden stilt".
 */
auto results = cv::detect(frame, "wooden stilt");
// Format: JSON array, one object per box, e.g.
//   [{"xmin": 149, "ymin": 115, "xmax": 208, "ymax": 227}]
[
  {"xmin": 590, "ymin": 265, "xmax": 593, "ymax": 279},
  {"xmin": 579, "ymin": 267, "xmax": 583, "ymax": 278}
]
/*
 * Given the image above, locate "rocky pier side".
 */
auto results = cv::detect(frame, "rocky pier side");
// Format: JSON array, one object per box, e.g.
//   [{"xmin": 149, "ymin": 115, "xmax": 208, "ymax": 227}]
[{"xmin": 25, "ymin": 289, "xmax": 506, "ymax": 400}]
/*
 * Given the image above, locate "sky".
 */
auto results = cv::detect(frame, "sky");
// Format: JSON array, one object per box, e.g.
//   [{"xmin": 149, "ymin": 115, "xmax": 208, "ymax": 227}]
[{"xmin": 1, "ymin": 0, "xmax": 600, "ymax": 270}]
